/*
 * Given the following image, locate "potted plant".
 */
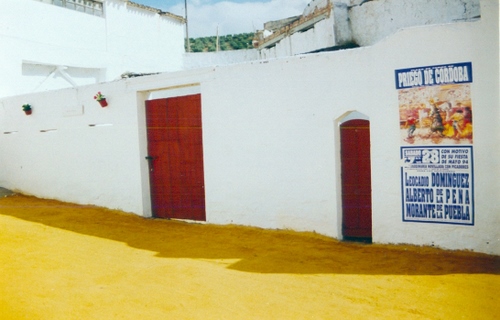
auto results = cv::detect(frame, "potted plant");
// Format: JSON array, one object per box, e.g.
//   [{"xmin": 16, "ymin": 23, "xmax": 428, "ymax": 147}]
[
  {"xmin": 22, "ymin": 104, "xmax": 32, "ymax": 115},
  {"xmin": 94, "ymin": 92, "xmax": 108, "ymax": 107}
]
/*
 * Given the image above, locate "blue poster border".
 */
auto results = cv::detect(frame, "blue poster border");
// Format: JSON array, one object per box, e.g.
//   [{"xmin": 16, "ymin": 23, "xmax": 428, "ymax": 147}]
[{"xmin": 400, "ymin": 145, "xmax": 475, "ymax": 226}]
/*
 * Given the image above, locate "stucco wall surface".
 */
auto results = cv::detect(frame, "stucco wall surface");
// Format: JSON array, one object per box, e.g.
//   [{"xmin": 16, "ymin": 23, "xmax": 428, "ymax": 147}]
[
  {"xmin": 259, "ymin": 0, "xmax": 480, "ymax": 59},
  {"xmin": 0, "ymin": 82, "xmax": 145, "ymax": 214},
  {"xmin": 205, "ymin": 0, "xmax": 498, "ymax": 253},
  {"xmin": 183, "ymin": 49, "xmax": 260, "ymax": 70},
  {"xmin": 259, "ymin": 10, "xmax": 337, "ymax": 58},
  {"xmin": 349, "ymin": 0, "xmax": 481, "ymax": 46},
  {"xmin": 0, "ymin": 0, "xmax": 497, "ymax": 255},
  {"xmin": 0, "ymin": 0, "xmax": 184, "ymax": 98}
]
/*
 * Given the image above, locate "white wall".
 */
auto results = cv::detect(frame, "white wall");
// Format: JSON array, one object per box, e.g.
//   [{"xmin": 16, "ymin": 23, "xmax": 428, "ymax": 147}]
[
  {"xmin": 349, "ymin": 0, "xmax": 481, "ymax": 46},
  {"xmin": 0, "ymin": 82, "xmax": 145, "ymax": 213},
  {"xmin": 183, "ymin": 49, "xmax": 260, "ymax": 70},
  {"xmin": 104, "ymin": 0, "xmax": 185, "ymax": 76},
  {"xmin": 367, "ymin": 0, "xmax": 497, "ymax": 255},
  {"xmin": 259, "ymin": 7, "xmax": 337, "ymax": 58},
  {"xmin": 259, "ymin": 0, "xmax": 480, "ymax": 59},
  {"xmin": 0, "ymin": 0, "xmax": 185, "ymax": 98},
  {"xmin": 201, "ymin": 60, "xmax": 340, "ymax": 236},
  {"xmin": 0, "ymin": 0, "xmax": 497, "ymax": 255},
  {"xmin": 0, "ymin": 68, "xmax": 214, "ymax": 215}
]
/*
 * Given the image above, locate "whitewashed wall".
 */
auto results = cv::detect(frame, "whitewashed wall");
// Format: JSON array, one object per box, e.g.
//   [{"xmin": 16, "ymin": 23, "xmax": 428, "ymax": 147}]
[
  {"xmin": 349, "ymin": 0, "xmax": 481, "ymax": 46},
  {"xmin": 259, "ymin": 10, "xmax": 337, "ymax": 59},
  {"xmin": 0, "ymin": 68, "xmax": 213, "ymax": 215},
  {"xmin": 0, "ymin": 0, "xmax": 184, "ymax": 98},
  {"xmin": 203, "ymin": 0, "xmax": 497, "ymax": 254},
  {"xmin": 0, "ymin": 0, "xmax": 497, "ymax": 254},
  {"xmin": 259, "ymin": 0, "xmax": 480, "ymax": 59},
  {"xmin": 183, "ymin": 49, "xmax": 260, "ymax": 70},
  {"xmin": 0, "ymin": 82, "xmax": 146, "ymax": 213}
]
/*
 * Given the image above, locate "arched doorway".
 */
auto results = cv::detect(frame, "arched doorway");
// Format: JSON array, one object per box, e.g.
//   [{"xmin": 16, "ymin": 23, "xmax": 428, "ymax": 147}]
[{"xmin": 340, "ymin": 119, "xmax": 372, "ymax": 241}]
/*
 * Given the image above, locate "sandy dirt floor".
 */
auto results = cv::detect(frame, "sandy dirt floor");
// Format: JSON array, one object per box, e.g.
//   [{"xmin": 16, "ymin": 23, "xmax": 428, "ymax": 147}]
[{"xmin": 0, "ymin": 195, "xmax": 498, "ymax": 319}]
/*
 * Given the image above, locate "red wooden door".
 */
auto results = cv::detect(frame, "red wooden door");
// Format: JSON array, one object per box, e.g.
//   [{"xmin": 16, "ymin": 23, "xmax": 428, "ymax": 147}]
[
  {"xmin": 340, "ymin": 119, "xmax": 372, "ymax": 239},
  {"xmin": 145, "ymin": 94, "xmax": 206, "ymax": 221}
]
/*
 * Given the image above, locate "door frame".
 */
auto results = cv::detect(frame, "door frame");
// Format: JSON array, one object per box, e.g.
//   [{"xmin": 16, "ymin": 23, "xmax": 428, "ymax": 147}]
[{"xmin": 137, "ymin": 85, "xmax": 202, "ymax": 218}]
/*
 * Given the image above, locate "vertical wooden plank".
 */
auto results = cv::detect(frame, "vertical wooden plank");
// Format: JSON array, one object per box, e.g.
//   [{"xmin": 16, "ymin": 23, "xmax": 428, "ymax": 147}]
[
  {"xmin": 340, "ymin": 119, "xmax": 372, "ymax": 238},
  {"xmin": 146, "ymin": 99, "xmax": 173, "ymax": 218}
]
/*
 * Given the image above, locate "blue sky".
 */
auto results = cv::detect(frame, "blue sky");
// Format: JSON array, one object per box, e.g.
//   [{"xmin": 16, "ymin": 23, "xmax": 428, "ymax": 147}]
[{"xmin": 132, "ymin": 0, "xmax": 310, "ymax": 37}]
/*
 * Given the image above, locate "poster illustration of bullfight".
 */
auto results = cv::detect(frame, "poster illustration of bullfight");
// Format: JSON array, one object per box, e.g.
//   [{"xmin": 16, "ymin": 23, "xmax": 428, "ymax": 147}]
[{"xmin": 396, "ymin": 62, "xmax": 473, "ymax": 145}]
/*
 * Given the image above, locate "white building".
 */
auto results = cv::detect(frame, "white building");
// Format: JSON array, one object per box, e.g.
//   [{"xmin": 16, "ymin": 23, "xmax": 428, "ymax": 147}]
[
  {"xmin": 0, "ymin": 0, "xmax": 185, "ymax": 98},
  {"xmin": 0, "ymin": 0, "xmax": 498, "ymax": 255}
]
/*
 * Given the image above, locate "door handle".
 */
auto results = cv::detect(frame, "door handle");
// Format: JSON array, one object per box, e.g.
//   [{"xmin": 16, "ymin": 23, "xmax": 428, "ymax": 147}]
[{"xmin": 145, "ymin": 156, "xmax": 155, "ymax": 171}]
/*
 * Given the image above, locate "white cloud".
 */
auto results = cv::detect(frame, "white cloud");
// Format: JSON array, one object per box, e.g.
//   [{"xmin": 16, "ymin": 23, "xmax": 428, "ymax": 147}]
[{"xmin": 167, "ymin": 0, "xmax": 311, "ymax": 37}]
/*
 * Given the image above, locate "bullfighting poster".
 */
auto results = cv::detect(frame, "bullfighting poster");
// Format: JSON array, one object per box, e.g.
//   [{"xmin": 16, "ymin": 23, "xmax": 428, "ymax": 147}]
[{"xmin": 396, "ymin": 62, "xmax": 474, "ymax": 225}]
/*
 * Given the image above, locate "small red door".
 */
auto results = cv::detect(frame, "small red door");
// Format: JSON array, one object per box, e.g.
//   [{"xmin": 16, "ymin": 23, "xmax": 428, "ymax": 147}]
[
  {"xmin": 340, "ymin": 119, "xmax": 372, "ymax": 239},
  {"xmin": 145, "ymin": 94, "xmax": 206, "ymax": 221}
]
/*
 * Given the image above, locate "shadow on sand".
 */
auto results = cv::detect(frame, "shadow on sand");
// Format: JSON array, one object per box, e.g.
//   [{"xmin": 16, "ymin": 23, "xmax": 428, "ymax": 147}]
[{"xmin": 1, "ymin": 195, "xmax": 498, "ymax": 275}]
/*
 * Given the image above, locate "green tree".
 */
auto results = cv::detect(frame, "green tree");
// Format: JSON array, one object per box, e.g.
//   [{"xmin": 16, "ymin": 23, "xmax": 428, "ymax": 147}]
[{"xmin": 185, "ymin": 32, "xmax": 255, "ymax": 52}]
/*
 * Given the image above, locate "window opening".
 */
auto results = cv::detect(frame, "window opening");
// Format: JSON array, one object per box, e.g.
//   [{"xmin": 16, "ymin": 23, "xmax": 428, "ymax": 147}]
[{"xmin": 36, "ymin": 0, "xmax": 104, "ymax": 17}]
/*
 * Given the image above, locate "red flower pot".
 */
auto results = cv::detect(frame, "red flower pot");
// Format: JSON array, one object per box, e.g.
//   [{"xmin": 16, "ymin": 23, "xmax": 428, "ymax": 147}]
[
  {"xmin": 24, "ymin": 109, "xmax": 32, "ymax": 115},
  {"xmin": 98, "ymin": 99, "xmax": 108, "ymax": 107}
]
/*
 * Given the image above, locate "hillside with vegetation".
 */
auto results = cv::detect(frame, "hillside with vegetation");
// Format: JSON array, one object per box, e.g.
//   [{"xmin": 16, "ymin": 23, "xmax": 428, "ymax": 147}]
[{"xmin": 186, "ymin": 33, "xmax": 255, "ymax": 52}]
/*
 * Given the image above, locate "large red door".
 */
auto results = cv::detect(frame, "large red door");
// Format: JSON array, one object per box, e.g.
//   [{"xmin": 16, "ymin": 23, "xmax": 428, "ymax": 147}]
[
  {"xmin": 145, "ymin": 94, "xmax": 206, "ymax": 221},
  {"xmin": 340, "ymin": 119, "xmax": 372, "ymax": 239}
]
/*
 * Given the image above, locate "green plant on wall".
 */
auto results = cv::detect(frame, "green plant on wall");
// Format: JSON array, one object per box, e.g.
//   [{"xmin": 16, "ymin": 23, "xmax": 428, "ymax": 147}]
[{"xmin": 22, "ymin": 103, "xmax": 32, "ymax": 115}]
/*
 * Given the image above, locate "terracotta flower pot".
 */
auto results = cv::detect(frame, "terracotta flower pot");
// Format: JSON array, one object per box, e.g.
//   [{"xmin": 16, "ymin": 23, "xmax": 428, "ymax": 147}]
[
  {"xmin": 98, "ymin": 99, "xmax": 108, "ymax": 107},
  {"xmin": 24, "ymin": 109, "xmax": 32, "ymax": 115}
]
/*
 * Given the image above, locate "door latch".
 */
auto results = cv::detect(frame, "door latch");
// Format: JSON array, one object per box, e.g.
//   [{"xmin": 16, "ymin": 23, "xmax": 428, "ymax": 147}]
[{"xmin": 145, "ymin": 156, "xmax": 155, "ymax": 171}]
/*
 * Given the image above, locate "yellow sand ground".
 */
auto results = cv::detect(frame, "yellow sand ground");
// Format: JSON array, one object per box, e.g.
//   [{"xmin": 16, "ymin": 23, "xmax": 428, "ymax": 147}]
[{"xmin": 0, "ymin": 195, "xmax": 498, "ymax": 319}]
